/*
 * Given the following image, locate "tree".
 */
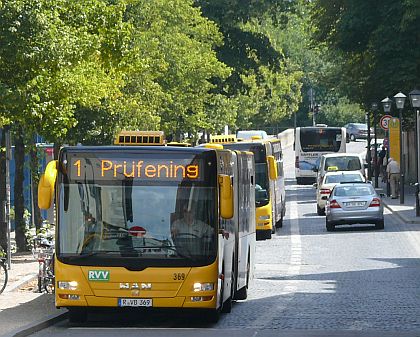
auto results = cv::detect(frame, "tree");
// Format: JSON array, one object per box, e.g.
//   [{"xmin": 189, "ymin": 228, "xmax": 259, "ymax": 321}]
[
  {"xmin": 312, "ymin": 0, "xmax": 420, "ymax": 105},
  {"xmin": 0, "ymin": 0, "xmax": 127, "ymax": 250}
]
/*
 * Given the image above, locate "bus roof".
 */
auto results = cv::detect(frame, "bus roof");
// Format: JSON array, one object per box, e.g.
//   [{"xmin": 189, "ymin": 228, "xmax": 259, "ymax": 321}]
[{"xmin": 60, "ymin": 145, "xmax": 218, "ymax": 155}]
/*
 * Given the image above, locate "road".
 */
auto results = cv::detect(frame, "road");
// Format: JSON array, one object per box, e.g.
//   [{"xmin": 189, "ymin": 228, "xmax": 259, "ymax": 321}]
[{"xmin": 31, "ymin": 141, "xmax": 420, "ymax": 337}]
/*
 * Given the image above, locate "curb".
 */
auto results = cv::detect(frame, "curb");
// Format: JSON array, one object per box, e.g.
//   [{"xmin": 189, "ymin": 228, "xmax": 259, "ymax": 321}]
[
  {"xmin": 5, "ymin": 310, "xmax": 68, "ymax": 337},
  {"xmin": 5, "ymin": 274, "xmax": 37, "ymax": 293},
  {"xmin": 382, "ymin": 201, "xmax": 420, "ymax": 224}
]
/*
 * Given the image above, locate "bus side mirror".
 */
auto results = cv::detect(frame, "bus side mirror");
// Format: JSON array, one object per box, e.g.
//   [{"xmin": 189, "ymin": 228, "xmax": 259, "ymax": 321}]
[
  {"xmin": 267, "ymin": 156, "xmax": 278, "ymax": 180},
  {"xmin": 38, "ymin": 160, "xmax": 58, "ymax": 209},
  {"xmin": 218, "ymin": 174, "xmax": 233, "ymax": 219}
]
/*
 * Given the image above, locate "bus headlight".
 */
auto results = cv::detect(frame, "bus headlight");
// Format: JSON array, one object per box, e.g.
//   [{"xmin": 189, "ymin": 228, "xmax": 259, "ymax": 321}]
[
  {"xmin": 258, "ymin": 215, "xmax": 270, "ymax": 220},
  {"xmin": 58, "ymin": 281, "xmax": 78, "ymax": 290},
  {"xmin": 193, "ymin": 282, "xmax": 214, "ymax": 292}
]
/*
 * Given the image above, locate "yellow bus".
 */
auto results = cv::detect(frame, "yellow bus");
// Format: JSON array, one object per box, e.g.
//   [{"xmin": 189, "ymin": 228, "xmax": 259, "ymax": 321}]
[
  {"xmin": 222, "ymin": 136, "xmax": 286, "ymax": 240},
  {"xmin": 38, "ymin": 133, "xmax": 256, "ymax": 323}
]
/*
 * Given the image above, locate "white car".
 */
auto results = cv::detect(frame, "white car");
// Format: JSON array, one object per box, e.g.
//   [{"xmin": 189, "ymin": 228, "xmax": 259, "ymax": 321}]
[
  {"xmin": 316, "ymin": 170, "xmax": 365, "ymax": 215},
  {"xmin": 315, "ymin": 153, "xmax": 365, "ymax": 185}
]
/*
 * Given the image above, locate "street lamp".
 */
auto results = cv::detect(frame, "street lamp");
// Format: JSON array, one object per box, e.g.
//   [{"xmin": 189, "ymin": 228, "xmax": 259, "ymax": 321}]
[
  {"xmin": 381, "ymin": 97, "xmax": 392, "ymax": 197},
  {"xmin": 372, "ymin": 102, "xmax": 379, "ymax": 187},
  {"xmin": 394, "ymin": 92, "xmax": 406, "ymax": 204},
  {"xmin": 409, "ymin": 89, "xmax": 420, "ymax": 216},
  {"xmin": 366, "ymin": 109, "xmax": 372, "ymax": 181}
]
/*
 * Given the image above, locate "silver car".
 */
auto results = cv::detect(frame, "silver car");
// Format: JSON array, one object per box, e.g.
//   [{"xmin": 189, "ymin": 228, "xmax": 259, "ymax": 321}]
[{"xmin": 325, "ymin": 183, "xmax": 384, "ymax": 231}]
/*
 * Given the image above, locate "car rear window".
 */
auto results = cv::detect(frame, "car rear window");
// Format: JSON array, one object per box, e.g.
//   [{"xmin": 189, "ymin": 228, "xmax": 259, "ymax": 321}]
[
  {"xmin": 334, "ymin": 185, "xmax": 375, "ymax": 197},
  {"xmin": 324, "ymin": 156, "xmax": 361, "ymax": 171},
  {"xmin": 325, "ymin": 174, "xmax": 363, "ymax": 184}
]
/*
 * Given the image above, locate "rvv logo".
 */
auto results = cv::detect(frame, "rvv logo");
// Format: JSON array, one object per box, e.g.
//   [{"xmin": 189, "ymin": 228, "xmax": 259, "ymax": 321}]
[{"xmin": 88, "ymin": 270, "xmax": 110, "ymax": 281}]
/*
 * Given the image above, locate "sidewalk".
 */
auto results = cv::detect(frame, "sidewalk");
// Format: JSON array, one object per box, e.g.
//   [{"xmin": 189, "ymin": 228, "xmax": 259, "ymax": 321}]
[
  {"xmin": 0, "ymin": 252, "xmax": 66, "ymax": 337},
  {"xmin": 374, "ymin": 177, "xmax": 420, "ymax": 224}
]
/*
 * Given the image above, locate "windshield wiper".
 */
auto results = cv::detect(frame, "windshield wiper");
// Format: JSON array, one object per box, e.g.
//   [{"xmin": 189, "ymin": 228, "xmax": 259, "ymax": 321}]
[
  {"xmin": 76, "ymin": 250, "xmax": 120, "ymax": 258},
  {"xmin": 138, "ymin": 245, "xmax": 194, "ymax": 259}
]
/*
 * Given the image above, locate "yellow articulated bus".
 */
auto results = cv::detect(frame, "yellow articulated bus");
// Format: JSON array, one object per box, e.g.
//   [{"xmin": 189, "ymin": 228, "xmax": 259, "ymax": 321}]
[
  {"xmin": 216, "ymin": 135, "xmax": 286, "ymax": 240},
  {"xmin": 38, "ymin": 132, "xmax": 255, "ymax": 323}
]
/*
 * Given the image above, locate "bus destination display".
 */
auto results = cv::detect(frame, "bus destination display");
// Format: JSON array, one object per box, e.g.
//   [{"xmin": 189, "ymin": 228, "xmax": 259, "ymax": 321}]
[{"xmin": 69, "ymin": 156, "xmax": 202, "ymax": 181}]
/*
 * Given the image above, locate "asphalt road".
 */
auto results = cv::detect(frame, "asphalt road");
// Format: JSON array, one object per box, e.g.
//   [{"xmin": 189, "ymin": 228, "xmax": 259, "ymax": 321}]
[{"xmin": 31, "ymin": 140, "xmax": 420, "ymax": 337}]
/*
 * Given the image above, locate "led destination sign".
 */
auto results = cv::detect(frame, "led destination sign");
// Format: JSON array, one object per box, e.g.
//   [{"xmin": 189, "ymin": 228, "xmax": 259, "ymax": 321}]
[{"xmin": 69, "ymin": 156, "xmax": 201, "ymax": 181}]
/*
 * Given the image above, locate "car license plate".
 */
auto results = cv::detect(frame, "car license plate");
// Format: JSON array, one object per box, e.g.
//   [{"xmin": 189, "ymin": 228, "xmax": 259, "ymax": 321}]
[
  {"xmin": 118, "ymin": 298, "xmax": 153, "ymax": 307},
  {"xmin": 345, "ymin": 201, "xmax": 365, "ymax": 207}
]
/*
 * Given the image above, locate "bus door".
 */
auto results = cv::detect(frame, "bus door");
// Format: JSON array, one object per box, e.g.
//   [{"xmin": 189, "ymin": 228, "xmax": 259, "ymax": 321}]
[
  {"xmin": 234, "ymin": 151, "xmax": 255, "ymax": 294},
  {"xmin": 270, "ymin": 140, "xmax": 285, "ymax": 226},
  {"xmin": 217, "ymin": 150, "xmax": 236, "ymax": 305}
]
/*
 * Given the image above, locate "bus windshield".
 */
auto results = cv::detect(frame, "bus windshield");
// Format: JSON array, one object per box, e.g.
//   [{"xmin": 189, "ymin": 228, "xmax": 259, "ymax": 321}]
[
  {"xmin": 57, "ymin": 150, "xmax": 217, "ymax": 266},
  {"xmin": 300, "ymin": 128, "xmax": 342, "ymax": 152}
]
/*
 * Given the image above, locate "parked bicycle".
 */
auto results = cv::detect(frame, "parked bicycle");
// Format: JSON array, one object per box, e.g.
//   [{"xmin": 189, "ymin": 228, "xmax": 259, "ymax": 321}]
[
  {"xmin": 32, "ymin": 237, "xmax": 55, "ymax": 293},
  {"xmin": 0, "ymin": 247, "xmax": 8, "ymax": 294}
]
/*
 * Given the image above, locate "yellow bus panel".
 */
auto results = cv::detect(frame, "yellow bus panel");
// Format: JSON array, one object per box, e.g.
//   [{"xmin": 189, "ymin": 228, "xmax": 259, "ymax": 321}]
[{"xmin": 55, "ymin": 259, "xmax": 219, "ymax": 309}]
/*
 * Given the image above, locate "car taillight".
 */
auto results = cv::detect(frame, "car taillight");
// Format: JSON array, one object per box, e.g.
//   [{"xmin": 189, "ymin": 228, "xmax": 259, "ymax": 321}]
[
  {"xmin": 329, "ymin": 199, "xmax": 341, "ymax": 208},
  {"xmin": 295, "ymin": 156, "xmax": 299, "ymax": 168},
  {"xmin": 369, "ymin": 197, "xmax": 381, "ymax": 207},
  {"xmin": 320, "ymin": 188, "xmax": 331, "ymax": 195}
]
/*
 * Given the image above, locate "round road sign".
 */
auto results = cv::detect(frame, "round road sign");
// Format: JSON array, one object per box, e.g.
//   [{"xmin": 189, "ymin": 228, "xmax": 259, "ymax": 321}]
[{"xmin": 380, "ymin": 115, "xmax": 392, "ymax": 130}]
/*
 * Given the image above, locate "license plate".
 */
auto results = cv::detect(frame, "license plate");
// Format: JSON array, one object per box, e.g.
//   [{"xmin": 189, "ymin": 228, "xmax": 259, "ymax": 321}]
[
  {"xmin": 345, "ymin": 201, "xmax": 365, "ymax": 207},
  {"xmin": 118, "ymin": 298, "xmax": 153, "ymax": 307}
]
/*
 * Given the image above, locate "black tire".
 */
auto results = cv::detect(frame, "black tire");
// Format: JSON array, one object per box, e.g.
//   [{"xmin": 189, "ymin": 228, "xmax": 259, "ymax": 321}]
[
  {"xmin": 350, "ymin": 134, "xmax": 356, "ymax": 141},
  {"xmin": 43, "ymin": 276, "xmax": 54, "ymax": 294},
  {"xmin": 375, "ymin": 220, "xmax": 385, "ymax": 230},
  {"xmin": 326, "ymin": 219, "xmax": 335, "ymax": 231},
  {"xmin": 0, "ymin": 261, "xmax": 7, "ymax": 294},
  {"xmin": 68, "ymin": 308, "xmax": 88, "ymax": 324},
  {"xmin": 317, "ymin": 205, "xmax": 325, "ymax": 216}
]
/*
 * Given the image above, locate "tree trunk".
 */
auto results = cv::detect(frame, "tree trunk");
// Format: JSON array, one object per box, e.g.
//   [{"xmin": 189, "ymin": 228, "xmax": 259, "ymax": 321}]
[
  {"xmin": 14, "ymin": 128, "xmax": 27, "ymax": 252},
  {"xmin": 0, "ymin": 130, "xmax": 7, "ymax": 252},
  {"xmin": 30, "ymin": 140, "xmax": 42, "ymax": 231}
]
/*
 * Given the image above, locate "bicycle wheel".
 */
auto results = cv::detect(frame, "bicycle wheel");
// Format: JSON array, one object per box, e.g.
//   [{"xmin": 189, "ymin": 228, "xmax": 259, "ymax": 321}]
[
  {"xmin": 43, "ymin": 275, "xmax": 55, "ymax": 294},
  {"xmin": 0, "ymin": 261, "xmax": 8, "ymax": 294}
]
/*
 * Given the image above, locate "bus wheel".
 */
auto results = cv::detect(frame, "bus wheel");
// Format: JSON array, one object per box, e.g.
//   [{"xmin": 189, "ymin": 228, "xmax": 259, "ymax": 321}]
[{"xmin": 68, "ymin": 308, "xmax": 88, "ymax": 324}]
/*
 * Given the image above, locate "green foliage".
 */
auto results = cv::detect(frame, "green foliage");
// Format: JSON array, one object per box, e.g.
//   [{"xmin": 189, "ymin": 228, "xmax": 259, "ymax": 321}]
[
  {"xmin": 312, "ymin": 0, "xmax": 420, "ymax": 108},
  {"xmin": 316, "ymin": 97, "xmax": 365, "ymax": 127}
]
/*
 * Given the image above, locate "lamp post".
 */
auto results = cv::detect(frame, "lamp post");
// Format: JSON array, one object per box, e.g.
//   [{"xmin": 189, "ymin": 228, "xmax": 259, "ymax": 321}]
[
  {"xmin": 366, "ymin": 110, "xmax": 372, "ymax": 181},
  {"xmin": 394, "ymin": 92, "xmax": 406, "ymax": 204},
  {"xmin": 372, "ymin": 102, "xmax": 379, "ymax": 187},
  {"xmin": 409, "ymin": 89, "xmax": 420, "ymax": 216},
  {"xmin": 382, "ymin": 97, "xmax": 392, "ymax": 197}
]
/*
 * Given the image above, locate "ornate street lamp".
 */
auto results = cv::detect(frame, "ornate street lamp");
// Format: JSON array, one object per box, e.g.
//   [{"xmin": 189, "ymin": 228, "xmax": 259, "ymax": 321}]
[
  {"xmin": 372, "ymin": 102, "xmax": 379, "ymax": 187},
  {"xmin": 409, "ymin": 89, "xmax": 420, "ymax": 216},
  {"xmin": 394, "ymin": 92, "xmax": 406, "ymax": 204},
  {"xmin": 366, "ymin": 109, "xmax": 372, "ymax": 180},
  {"xmin": 382, "ymin": 97, "xmax": 392, "ymax": 196}
]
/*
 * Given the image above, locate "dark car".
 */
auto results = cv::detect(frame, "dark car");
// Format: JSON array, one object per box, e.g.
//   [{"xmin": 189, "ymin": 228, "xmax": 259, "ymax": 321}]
[{"xmin": 344, "ymin": 123, "xmax": 374, "ymax": 142}]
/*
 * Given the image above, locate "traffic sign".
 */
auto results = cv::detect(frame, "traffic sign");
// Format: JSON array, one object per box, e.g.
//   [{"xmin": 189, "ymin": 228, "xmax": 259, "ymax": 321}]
[{"xmin": 380, "ymin": 114, "xmax": 392, "ymax": 130}]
